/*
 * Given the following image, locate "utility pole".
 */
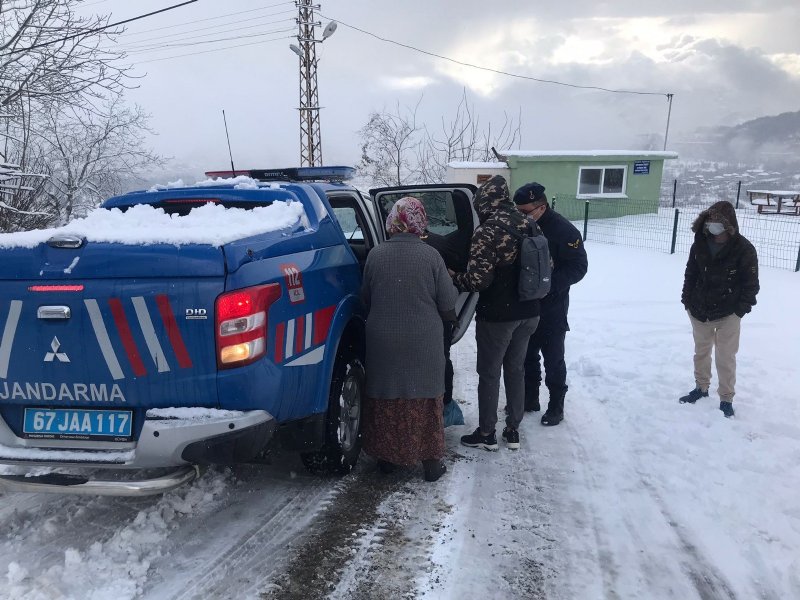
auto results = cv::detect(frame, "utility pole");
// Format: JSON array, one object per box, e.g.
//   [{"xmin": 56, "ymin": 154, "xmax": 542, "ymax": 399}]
[
  {"xmin": 663, "ymin": 93, "xmax": 674, "ymax": 151},
  {"xmin": 293, "ymin": 1, "xmax": 323, "ymax": 167}
]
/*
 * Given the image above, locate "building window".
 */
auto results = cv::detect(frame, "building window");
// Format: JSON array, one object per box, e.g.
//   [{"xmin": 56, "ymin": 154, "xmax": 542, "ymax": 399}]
[{"xmin": 577, "ymin": 166, "xmax": 627, "ymax": 197}]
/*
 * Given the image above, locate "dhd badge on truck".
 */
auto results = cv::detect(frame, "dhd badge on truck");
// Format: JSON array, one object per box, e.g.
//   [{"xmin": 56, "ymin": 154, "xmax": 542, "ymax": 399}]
[{"xmin": 0, "ymin": 167, "xmax": 477, "ymax": 495}]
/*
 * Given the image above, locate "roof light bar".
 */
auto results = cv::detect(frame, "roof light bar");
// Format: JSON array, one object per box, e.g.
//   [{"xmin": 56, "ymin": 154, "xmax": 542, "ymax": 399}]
[{"xmin": 203, "ymin": 166, "xmax": 355, "ymax": 183}]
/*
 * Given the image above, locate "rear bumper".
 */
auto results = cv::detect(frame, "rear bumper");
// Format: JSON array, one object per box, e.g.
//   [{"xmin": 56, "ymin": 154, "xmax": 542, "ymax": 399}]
[
  {"xmin": 0, "ymin": 466, "xmax": 200, "ymax": 497},
  {"xmin": 0, "ymin": 409, "xmax": 275, "ymax": 469}
]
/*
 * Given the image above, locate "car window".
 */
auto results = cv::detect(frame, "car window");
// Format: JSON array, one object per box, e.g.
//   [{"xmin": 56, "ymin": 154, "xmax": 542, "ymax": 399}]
[
  {"xmin": 377, "ymin": 191, "xmax": 461, "ymax": 236},
  {"xmin": 332, "ymin": 206, "xmax": 364, "ymax": 240}
]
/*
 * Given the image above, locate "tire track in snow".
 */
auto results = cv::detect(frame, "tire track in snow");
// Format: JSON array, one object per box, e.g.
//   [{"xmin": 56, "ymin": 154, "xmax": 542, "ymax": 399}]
[
  {"xmin": 568, "ymin": 402, "xmax": 740, "ymax": 600},
  {"xmin": 141, "ymin": 461, "xmax": 337, "ymax": 600},
  {"xmin": 265, "ymin": 466, "xmax": 421, "ymax": 600}
]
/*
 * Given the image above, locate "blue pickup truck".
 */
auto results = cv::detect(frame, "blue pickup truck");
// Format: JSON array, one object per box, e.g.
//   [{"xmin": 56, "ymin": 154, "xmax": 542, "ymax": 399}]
[{"xmin": 0, "ymin": 167, "xmax": 477, "ymax": 495}]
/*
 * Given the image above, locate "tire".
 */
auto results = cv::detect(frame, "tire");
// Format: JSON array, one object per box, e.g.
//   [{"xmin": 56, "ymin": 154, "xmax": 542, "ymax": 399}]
[{"xmin": 301, "ymin": 342, "xmax": 364, "ymax": 475}]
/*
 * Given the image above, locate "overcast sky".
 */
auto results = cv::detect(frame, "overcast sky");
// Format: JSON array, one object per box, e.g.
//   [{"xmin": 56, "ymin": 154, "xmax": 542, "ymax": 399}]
[{"xmin": 88, "ymin": 0, "xmax": 800, "ymax": 175}]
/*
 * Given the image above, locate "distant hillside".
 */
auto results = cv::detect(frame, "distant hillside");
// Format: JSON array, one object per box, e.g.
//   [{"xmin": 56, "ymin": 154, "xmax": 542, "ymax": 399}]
[
  {"xmin": 670, "ymin": 111, "xmax": 800, "ymax": 164},
  {"xmin": 717, "ymin": 111, "xmax": 800, "ymax": 147}
]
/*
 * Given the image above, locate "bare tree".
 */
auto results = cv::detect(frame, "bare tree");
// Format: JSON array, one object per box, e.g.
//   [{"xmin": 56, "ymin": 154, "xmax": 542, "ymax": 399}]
[
  {"xmin": 38, "ymin": 95, "xmax": 162, "ymax": 224},
  {"xmin": 0, "ymin": 0, "xmax": 130, "ymax": 111},
  {"xmin": 0, "ymin": 157, "xmax": 51, "ymax": 232},
  {"xmin": 357, "ymin": 92, "xmax": 522, "ymax": 186},
  {"xmin": 418, "ymin": 89, "xmax": 522, "ymax": 183},
  {"xmin": 358, "ymin": 99, "xmax": 423, "ymax": 186}
]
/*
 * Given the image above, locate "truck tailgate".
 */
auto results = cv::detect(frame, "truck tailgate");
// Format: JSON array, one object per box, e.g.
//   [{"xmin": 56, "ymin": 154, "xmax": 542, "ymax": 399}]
[{"xmin": 0, "ymin": 243, "xmax": 226, "ymax": 441}]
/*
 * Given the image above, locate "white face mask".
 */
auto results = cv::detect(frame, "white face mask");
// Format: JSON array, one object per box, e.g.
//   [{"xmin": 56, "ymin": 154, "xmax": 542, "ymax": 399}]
[{"xmin": 706, "ymin": 222, "xmax": 726, "ymax": 235}]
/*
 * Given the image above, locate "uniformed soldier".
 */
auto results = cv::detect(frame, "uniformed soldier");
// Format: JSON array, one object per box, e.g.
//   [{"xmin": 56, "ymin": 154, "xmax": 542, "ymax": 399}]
[{"xmin": 513, "ymin": 182, "xmax": 588, "ymax": 426}]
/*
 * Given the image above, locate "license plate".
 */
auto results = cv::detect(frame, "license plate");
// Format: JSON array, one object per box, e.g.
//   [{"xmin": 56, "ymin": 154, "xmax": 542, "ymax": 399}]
[{"xmin": 23, "ymin": 408, "xmax": 133, "ymax": 441}]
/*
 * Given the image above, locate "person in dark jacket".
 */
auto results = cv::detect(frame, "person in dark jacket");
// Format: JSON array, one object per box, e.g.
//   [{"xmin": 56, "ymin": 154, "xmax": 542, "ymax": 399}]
[
  {"xmin": 514, "ymin": 182, "xmax": 588, "ymax": 426},
  {"xmin": 361, "ymin": 197, "xmax": 457, "ymax": 481},
  {"xmin": 423, "ymin": 227, "xmax": 468, "ymax": 408},
  {"xmin": 451, "ymin": 175, "xmax": 540, "ymax": 451},
  {"xmin": 679, "ymin": 200, "xmax": 759, "ymax": 418}
]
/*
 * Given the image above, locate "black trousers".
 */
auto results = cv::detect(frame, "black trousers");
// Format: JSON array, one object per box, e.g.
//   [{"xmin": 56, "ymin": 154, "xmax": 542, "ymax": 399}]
[
  {"xmin": 523, "ymin": 326, "xmax": 568, "ymax": 412},
  {"xmin": 443, "ymin": 321, "xmax": 454, "ymax": 404}
]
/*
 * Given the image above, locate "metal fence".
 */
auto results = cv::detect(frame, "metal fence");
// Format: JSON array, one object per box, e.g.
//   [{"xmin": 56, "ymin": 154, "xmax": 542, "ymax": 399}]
[{"xmin": 553, "ymin": 188, "xmax": 800, "ymax": 272}]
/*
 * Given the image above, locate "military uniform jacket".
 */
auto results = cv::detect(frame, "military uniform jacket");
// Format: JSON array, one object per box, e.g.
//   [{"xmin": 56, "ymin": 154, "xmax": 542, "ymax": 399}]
[{"xmin": 536, "ymin": 206, "xmax": 588, "ymax": 331}]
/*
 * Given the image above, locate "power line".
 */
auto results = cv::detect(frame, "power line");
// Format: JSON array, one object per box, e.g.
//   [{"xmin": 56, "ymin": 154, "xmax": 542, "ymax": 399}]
[
  {"xmin": 320, "ymin": 13, "xmax": 672, "ymax": 98},
  {"xmin": 4, "ymin": 0, "xmax": 199, "ymax": 55},
  {"xmin": 111, "ymin": 2, "xmax": 294, "ymax": 40},
  {"xmin": 131, "ymin": 34, "xmax": 294, "ymax": 65},
  {"xmin": 113, "ymin": 10, "xmax": 296, "ymax": 48},
  {"xmin": 122, "ymin": 26, "xmax": 297, "ymax": 55},
  {"xmin": 111, "ymin": 18, "xmax": 296, "ymax": 53}
]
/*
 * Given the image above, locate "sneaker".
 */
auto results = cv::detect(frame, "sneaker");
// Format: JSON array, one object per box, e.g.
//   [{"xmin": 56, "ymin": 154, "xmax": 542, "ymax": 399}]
[
  {"xmin": 679, "ymin": 388, "xmax": 709, "ymax": 404},
  {"xmin": 460, "ymin": 428, "xmax": 498, "ymax": 451},
  {"xmin": 502, "ymin": 427, "xmax": 520, "ymax": 450},
  {"xmin": 719, "ymin": 401, "xmax": 735, "ymax": 418},
  {"xmin": 541, "ymin": 411, "xmax": 563, "ymax": 427}
]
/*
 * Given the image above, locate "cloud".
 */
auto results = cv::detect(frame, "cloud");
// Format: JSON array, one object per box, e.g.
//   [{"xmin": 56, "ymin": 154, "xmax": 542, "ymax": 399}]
[{"xmin": 379, "ymin": 75, "xmax": 436, "ymax": 91}]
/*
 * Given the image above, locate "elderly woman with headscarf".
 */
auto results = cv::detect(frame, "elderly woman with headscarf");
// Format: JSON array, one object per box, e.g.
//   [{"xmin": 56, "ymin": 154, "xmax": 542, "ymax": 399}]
[{"xmin": 360, "ymin": 196, "xmax": 458, "ymax": 481}]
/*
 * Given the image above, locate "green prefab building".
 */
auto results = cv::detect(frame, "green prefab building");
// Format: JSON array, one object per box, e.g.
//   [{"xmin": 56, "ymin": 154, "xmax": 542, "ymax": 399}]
[{"xmin": 447, "ymin": 150, "xmax": 678, "ymax": 220}]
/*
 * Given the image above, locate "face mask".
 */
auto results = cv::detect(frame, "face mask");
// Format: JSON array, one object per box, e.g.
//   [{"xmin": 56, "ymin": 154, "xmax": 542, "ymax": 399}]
[{"xmin": 706, "ymin": 222, "xmax": 725, "ymax": 235}]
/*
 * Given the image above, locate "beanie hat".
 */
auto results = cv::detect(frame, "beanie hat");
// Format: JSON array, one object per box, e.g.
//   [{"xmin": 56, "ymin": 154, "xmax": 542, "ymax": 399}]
[{"xmin": 513, "ymin": 182, "xmax": 546, "ymax": 205}]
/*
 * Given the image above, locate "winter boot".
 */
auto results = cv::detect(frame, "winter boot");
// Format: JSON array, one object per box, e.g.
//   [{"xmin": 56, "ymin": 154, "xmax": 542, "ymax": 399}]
[
  {"xmin": 460, "ymin": 428, "xmax": 498, "ymax": 451},
  {"xmin": 541, "ymin": 410, "xmax": 564, "ymax": 426},
  {"xmin": 422, "ymin": 459, "xmax": 447, "ymax": 482},
  {"xmin": 679, "ymin": 387, "xmax": 709, "ymax": 404},
  {"xmin": 524, "ymin": 380, "xmax": 541, "ymax": 412},
  {"xmin": 541, "ymin": 390, "xmax": 565, "ymax": 426},
  {"xmin": 719, "ymin": 401, "xmax": 735, "ymax": 418}
]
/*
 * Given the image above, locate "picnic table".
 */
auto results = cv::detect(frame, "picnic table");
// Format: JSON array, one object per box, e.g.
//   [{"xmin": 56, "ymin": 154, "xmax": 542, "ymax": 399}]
[{"xmin": 747, "ymin": 189, "xmax": 800, "ymax": 215}]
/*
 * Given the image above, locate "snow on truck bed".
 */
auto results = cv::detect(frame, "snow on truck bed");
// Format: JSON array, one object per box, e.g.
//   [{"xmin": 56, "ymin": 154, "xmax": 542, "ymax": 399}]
[{"xmin": 0, "ymin": 201, "xmax": 305, "ymax": 249}]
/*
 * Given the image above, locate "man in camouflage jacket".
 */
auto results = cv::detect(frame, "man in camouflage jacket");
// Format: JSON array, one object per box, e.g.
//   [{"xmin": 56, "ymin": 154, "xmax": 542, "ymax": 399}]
[
  {"xmin": 451, "ymin": 175, "xmax": 540, "ymax": 451},
  {"xmin": 679, "ymin": 200, "xmax": 759, "ymax": 418}
]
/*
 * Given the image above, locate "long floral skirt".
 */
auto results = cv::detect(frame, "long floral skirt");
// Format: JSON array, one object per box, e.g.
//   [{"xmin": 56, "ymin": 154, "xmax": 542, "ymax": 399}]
[{"xmin": 362, "ymin": 396, "xmax": 445, "ymax": 466}]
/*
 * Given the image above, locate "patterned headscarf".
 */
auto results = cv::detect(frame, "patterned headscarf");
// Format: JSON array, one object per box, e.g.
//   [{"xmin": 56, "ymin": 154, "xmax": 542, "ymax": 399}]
[{"xmin": 385, "ymin": 196, "xmax": 428, "ymax": 236}]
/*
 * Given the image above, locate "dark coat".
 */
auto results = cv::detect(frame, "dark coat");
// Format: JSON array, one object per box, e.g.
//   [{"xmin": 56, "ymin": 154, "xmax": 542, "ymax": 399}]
[
  {"xmin": 535, "ymin": 205, "xmax": 588, "ymax": 331},
  {"xmin": 361, "ymin": 233, "xmax": 458, "ymax": 399},
  {"xmin": 681, "ymin": 201, "xmax": 759, "ymax": 322},
  {"xmin": 451, "ymin": 175, "xmax": 540, "ymax": 322}
]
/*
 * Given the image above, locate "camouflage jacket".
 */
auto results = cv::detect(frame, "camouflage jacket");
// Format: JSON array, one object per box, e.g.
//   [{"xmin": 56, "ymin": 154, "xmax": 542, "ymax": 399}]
[{"xmin": 452, "ymin": 175, "xmax": 539, "ymax": 321}]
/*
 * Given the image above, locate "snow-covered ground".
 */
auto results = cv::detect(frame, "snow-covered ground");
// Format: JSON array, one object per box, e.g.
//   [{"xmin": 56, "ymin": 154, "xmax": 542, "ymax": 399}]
[{"xmin": 2, "ymin": 242, "xmax": 798, "ymax": 599}]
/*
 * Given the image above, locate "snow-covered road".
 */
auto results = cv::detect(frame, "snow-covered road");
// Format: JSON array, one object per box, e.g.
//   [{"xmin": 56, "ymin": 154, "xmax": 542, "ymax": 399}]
[{"xmin": 2, "ymin": 243, "xmax": 798, "ymax": 599}]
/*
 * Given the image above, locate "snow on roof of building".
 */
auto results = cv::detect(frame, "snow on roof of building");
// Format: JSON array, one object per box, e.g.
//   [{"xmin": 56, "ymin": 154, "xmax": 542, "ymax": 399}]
[
  {"xmin": 499, "ymin": 150, "xmax": 679, "ymax": 159},
  {"xmin": 447, "ymin": 161, "xmax": 509, "ymax": 169}
]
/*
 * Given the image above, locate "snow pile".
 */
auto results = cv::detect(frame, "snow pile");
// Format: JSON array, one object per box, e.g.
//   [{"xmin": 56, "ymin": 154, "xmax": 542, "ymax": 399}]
[
  {"xmin": 147, "ymin": 175, "xmax": 266, "ymax": 191},
  {"xmin": 1, "ymin": 469, "xmax": 231, "ymax": 600},
  {"xmin": 191, "ymin": 175, "xmax": 261, "ymax": 189},
  {"xmin": 146, "ymin": 407, "xmax": 245, "ymax": 421},
  {"xmin": 0, "ymin": 201, "xmax": 305, "ymax": 249}
]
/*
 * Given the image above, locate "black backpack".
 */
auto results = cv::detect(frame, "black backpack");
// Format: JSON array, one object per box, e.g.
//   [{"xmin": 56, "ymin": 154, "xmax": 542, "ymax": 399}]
[{"xmin": 492, "ymin": 219, "xmax": 552, "ymax": 301}]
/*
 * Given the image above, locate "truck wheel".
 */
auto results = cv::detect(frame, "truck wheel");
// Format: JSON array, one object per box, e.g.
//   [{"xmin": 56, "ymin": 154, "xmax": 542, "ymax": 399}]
[{"xmin": 301, "ymin": 344, "xmax": 364, "ymax": 475}]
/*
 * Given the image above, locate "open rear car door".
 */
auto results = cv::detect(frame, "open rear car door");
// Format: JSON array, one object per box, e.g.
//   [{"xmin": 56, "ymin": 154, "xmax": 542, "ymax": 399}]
[{"xmin": 369, "ymin": 184, "xmax": 478, "ymax": 343}]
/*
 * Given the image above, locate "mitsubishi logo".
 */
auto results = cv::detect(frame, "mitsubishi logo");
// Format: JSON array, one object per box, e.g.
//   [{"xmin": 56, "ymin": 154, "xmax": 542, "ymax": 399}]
[{"xmin": 44, "ymin": 337, "xmax": 70, "ymax": 363}]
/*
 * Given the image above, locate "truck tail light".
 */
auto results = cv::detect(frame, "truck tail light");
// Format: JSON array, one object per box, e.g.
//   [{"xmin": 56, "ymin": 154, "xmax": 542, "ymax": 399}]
[{"xmin": 215, "ymin": 283, "xmax": 281, "ymax": 368}]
